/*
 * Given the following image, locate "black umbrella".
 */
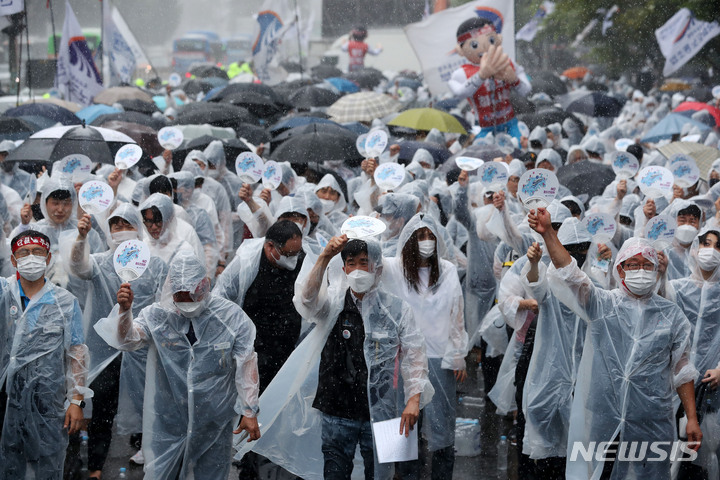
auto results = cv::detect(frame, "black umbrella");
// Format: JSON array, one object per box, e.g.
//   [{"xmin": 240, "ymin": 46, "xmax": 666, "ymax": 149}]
[
  {"xmin": 117, "ymin": 98, "xmax": 160, "ymax": 115},
  {"xmin": 288, "ymin": 86, "xmax": 342, "ymax": 109},
  {"xmin": 685, "ymin": 86, "xmax": 713, "ymax": 103},
  {"xmin": 582, "ymin": 80, "xmax": 609, "ymax": 92},
  {"xmin": 209, "ymin": 83, "xmax": 289, "ymax": 109},
  {"xmin": 182, "ymin": 79, "xmax": 217, "ymax": 96},
  {"xmin": 271, "ymin": 122, "xmax": 356, "ymax": 151},
  {"xmin": 510, "ymin": 92, "xmax": 536, "ymax": 115},
  {"xmin": 398, "ymin": 141, "xmax": 451, "ymax": 166},
  {"xmin": 0, "ymin": 117, "xmax": 39, "ymax": 141},
  {"xmin": 92, "ymin": 111, "xmax": 168, "ymax": 130},
  {"xmin": 175, "ymin": 103, "xmax": 259, "ymax": 128},
  {"xmin": 343, "ymin": 67, "xmax": 386, "ymax": 89},
  {"xmin": 6, "ymin": 124, "xmax": 136, "ymax": 168},
  {"xmin": 189, "ymin": 64, "xmax": 229, "ymax": 80},
  {"xmin": 5, "ymin": 103, "xmax": 80, "ymax": 126},
  {"xmin": 311, "ymin": 64, "xmax": 343, "ymax": 80},
  {"xmin": 218, "ymin": 91, "xmax": 282, "ymax": 119},
  {"xmin": 271, "ymin": 131, "xmax": 364, "ymax": 167},
  {"xmin": 556, "ymin": 160, "xmax": 615, "ymax": 197},
  {"xmin": 518, "ymin": 107, "xmax": 584, "ymax": 130},
  {"xmin": 235, "ymin": 123, "xmax": 272, "ymax": 146},
  {"xmin": 560, "ymin": 90, "xmax": 623, "ymax": 118},
  {"xmin": 529, "ymin": 72, "xmax": 567, "ymax": 96},
  {"xmin": 171, "ymin": 135, "xmax": 251, "ymax": 171},
  {"xmin": 440, "ymin": 144, "xmax": 506, "ymax": 174}
]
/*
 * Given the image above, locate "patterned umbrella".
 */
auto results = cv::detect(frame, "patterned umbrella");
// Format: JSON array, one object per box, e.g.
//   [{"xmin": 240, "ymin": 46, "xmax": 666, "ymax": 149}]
[{"xmin": 326, "ymin": 92, "xmax": 401, "ymax": 123}]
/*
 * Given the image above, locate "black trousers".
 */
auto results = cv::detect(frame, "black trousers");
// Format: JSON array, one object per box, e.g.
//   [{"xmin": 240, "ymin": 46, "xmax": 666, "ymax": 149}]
[{"xmin": 87, "ymin": 355, "xmax": 122, "ymax": 472}]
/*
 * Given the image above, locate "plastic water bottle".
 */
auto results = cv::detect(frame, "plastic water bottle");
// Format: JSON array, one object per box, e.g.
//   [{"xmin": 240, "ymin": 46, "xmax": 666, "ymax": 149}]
[
  {"xmin": 80, "ymin": 434, "xmax": 89, "ymax": 472},
  {"xmin": 497, "ymin": 435, "xmax": 508, "ymax": 472},
  {"xmin": 119, "ymin": 467, "xmax": 127, "ymax": 478},
  {"xmin": 454, "ymin": 418, "xmax": 482, "ymax": 456},
  {"xmin": 458, "ymin": 395, "xmax": 485, "ymax": 408}
]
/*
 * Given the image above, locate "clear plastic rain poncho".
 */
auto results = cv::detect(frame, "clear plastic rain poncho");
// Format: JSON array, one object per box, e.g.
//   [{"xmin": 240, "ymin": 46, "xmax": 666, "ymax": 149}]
[
  {"xmin": 94, "ymin": 251, "xmax": 259, "ymax": 480},
  {"xmin": 0, "ymin": 260, "xmax": 91, "ymax": 477},
  {"xmin": 668, "ymin": 229, "xmax": 720, "ymax": 476},
  {"xmin": 170, "ymin": 171, "xmax": 218, "ymax": 274},
  {"xmin": 378, "ymin": 192, "xmax": 420, "ymax": 257},
  {"xmin": 11, "ymin": 177, "xmax": 105, "ymax": 290},
  {"xmin": 382, "ymin": 213, "xmax": 467, "ymax": 452},
  {"xmin": 66, "ymin": 203, "xmax": 168, "ymax": 384},
  {"xmin": 517, "ymin": 219, "xmax": 589, "ymax": 460},
  {"xmin": 454, "ymin": 181, "xmax": 508, "ymax": 341},
  {"xmin": 182, "ymin": 153, "xmax": 234, "ymax": 256},
  {"xmin": 547, "ymin": 237, "xmax": 697, "ymax": 479},
  {"xmin": 234, "ymin": 237, "xmax": 433, "ymax": 480},
  {"xmin": 0, "ymin": 156, "xmax": 36, "ymax": 202},
  {"xmin": 204, "ymin": 140, "xmax": 243, "ymax": 211},
  {"xmin": 138, "ymin": 193, "xmax": 196, "ymax": 265},
  {"xmin": 315, "ymin": 173, "xmax": 348, "ymax": 228},
  {"xmin": 660, "ymin": 199, "xmax": 699, "ymax": 280}
]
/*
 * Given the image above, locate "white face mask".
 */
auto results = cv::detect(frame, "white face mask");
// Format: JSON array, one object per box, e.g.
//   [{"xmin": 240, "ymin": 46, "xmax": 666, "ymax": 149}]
[
  {"xmin": 675, "ymin": 225, "xmax": 699, "ymax": 245},
  {"xmin": 111, "ymin": 230, "xmax": 138, "ymax": 245},
  {"xmin": 346, "ymin": 269, "xmax": 376, "ymax": 294},
  {"xmin": 207, "ymin": 168, "xmax": 221, "ymax": 180},
  {"xmin": 15, "ymin": 254, "xmax": 47, "ymax": 281},
  {"xmin": 417, "ymin": 239, "xmax": 436, "ymax": 258},
  {"xmin": 174, "ymin": 301, "xmax": 205, "ymax": 318},
  {"xmin": 273, "ymin": 246, "xmax": 299, "ymax": 271},
  {"xmin": 319, "ymin": 198, "xmax": 336, "ymax": 215},
  {"xmin": 697, "ymin": 248, "xmax": 720, "ymax": 272},
  {"xmin": 623, "ymin": 269, "xmax": 657, "ymax": 296}
]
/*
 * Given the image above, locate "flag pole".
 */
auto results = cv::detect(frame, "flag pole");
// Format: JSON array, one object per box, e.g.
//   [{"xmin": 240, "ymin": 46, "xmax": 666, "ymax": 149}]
[
  {"xmin": 15, "ymin": 13, "xmax": 22, "ymax": 106},
  {"xmin": 293, "ymin": 0, "xmax": 303, "ymax": 77},
  {"xmin": 48, "ymin": 0, "xmax": 57, "ymax": 57},
  {"xmin": 23, "ymin": 1, "xmax": 31, "ymax": 100}
]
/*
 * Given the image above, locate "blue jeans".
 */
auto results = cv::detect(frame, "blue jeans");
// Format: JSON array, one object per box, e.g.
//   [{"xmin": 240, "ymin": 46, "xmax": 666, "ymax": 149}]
[
  {"xmin": 321, "ymin": 413, "xmax": 393, "ymax": 480},
  {"xmin": 476, "ymin": 117, "xmax": 522, "ymax": 142}
]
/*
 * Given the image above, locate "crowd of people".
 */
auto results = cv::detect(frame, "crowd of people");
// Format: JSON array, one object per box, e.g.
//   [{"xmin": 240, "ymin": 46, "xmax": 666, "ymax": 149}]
[{"xmin": 0, "ymin": 25, "xmax": 720, "ymax": 480}]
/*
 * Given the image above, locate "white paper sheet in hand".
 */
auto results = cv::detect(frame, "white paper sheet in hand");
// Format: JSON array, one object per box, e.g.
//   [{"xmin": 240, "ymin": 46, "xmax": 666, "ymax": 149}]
[{"xmin": 371, "ymin": 417, "xmax": 418, "ymax": 464}]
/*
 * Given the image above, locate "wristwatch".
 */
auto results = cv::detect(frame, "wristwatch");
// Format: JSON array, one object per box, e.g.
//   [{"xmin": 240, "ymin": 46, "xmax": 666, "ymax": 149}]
[{"xmin": 70, "ymin": 399, "xmax": 86, "ymax": 408}]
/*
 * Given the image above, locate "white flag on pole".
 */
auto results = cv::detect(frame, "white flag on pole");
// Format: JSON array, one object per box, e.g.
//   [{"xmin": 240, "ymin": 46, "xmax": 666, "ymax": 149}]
[
  {"xmin": 516, "ymin": 1, "xmax": 555, "ymax": 42},
  {"xmin": 103, "ymin": 5, "xmax": 150, "ymax": 85},
  {"xmin": 655, "ymin": 8, "xmax": 720, "ymax": 76},
  {"xmin": 404, "ymin": 0, "xmax": 515, "ymax": 96},
  {"xmin": 601, "ymin": 5, "xmax": 618, "ymax": 36},
  {"xmin": 252, "ymin": 0, "xmax": 295, "ymax": 84},
  {"xmin": 55, "ymin": 1, "xmax": 104, "ymax": 105},
  {"xmin": 0, "ymin": 0, "xmax": 23, "ymax": 16}
]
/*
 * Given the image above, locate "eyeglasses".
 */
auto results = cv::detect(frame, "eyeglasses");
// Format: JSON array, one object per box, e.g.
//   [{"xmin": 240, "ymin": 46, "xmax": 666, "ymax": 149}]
[
  {"xmin": 622, "ymin": 262, "xmax": 656, "ymax": 272},
  {"xmin": 143, "ymin": 218, "xmax": 163, "ymax": 227},
  {"xmin": 273, "ymin": 244, "xmax": 299, "ymax": 258},
  {"xmin": 14, "ymin": 248, "xmax": 48, "ymax": 258}
]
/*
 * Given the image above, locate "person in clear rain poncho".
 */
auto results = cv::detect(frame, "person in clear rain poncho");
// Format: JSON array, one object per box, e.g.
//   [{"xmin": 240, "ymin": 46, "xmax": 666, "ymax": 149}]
[
  {"xmin": 516, "ymin": 218, "xmax": 593, "ymax": 477},
  {"xmin": 169, "ymin": 171, "xmax": 219, "ymax": 276},
  {"xmin": 94, "ymin": 251, "xmax": 261, "ymax": 480},
  {"xmin": 528, "ymin": 207, "xmax": 702, "ymax": 480},
  {"xmin": 382, "ymin": 213, "xmax": 467, "ymax": 479},
  {"xmin": 245, "ymin": 234, "xmax": 433, "ymax": 480},
  {"xmin": 213, "ymin": 220, "xmax": 306, "ymax": 392},
  {"xmin": 0, "ymin": 230, "xmax": 91, "ymax": 479},
  {"xmin": 182, "ymin": 151, "xmax": 234, "ymax": 258},
  {"xmin": 377, "ymin": 192, "xmax": 420, "ymax": 257},
  {"xmin": 68, "ymin": 204, "xmax": 168, "ymax": 475},
  {"xmin": 315, "ymin": 174, "xmax": 349, "ymax": 228},
  {"xmin": 11, "ymin": 176, "xmax": 105, "ymax": 288},
  {"xmin": 138, "ymin": 193, "xmax": 198, "ymax": 265},
  {"xmin": 668, "ymin": 228, "xmax": 720, "ymax": 478},
  {"xmin": 0, "ymin": 140, "xmax": 36, "ymax": 201}
]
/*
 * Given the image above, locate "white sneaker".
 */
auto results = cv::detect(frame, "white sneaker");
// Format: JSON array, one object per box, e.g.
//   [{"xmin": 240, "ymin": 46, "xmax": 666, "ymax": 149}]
[{"xmin": 129, "ymin": 449, "xmax": 144, "ymax": 465}]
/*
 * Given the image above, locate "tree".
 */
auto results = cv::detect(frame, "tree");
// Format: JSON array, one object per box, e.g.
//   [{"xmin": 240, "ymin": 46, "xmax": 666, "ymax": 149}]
[{"xmin": 540, "ymin": 0, "xmax": 720, "ymax": 79}]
